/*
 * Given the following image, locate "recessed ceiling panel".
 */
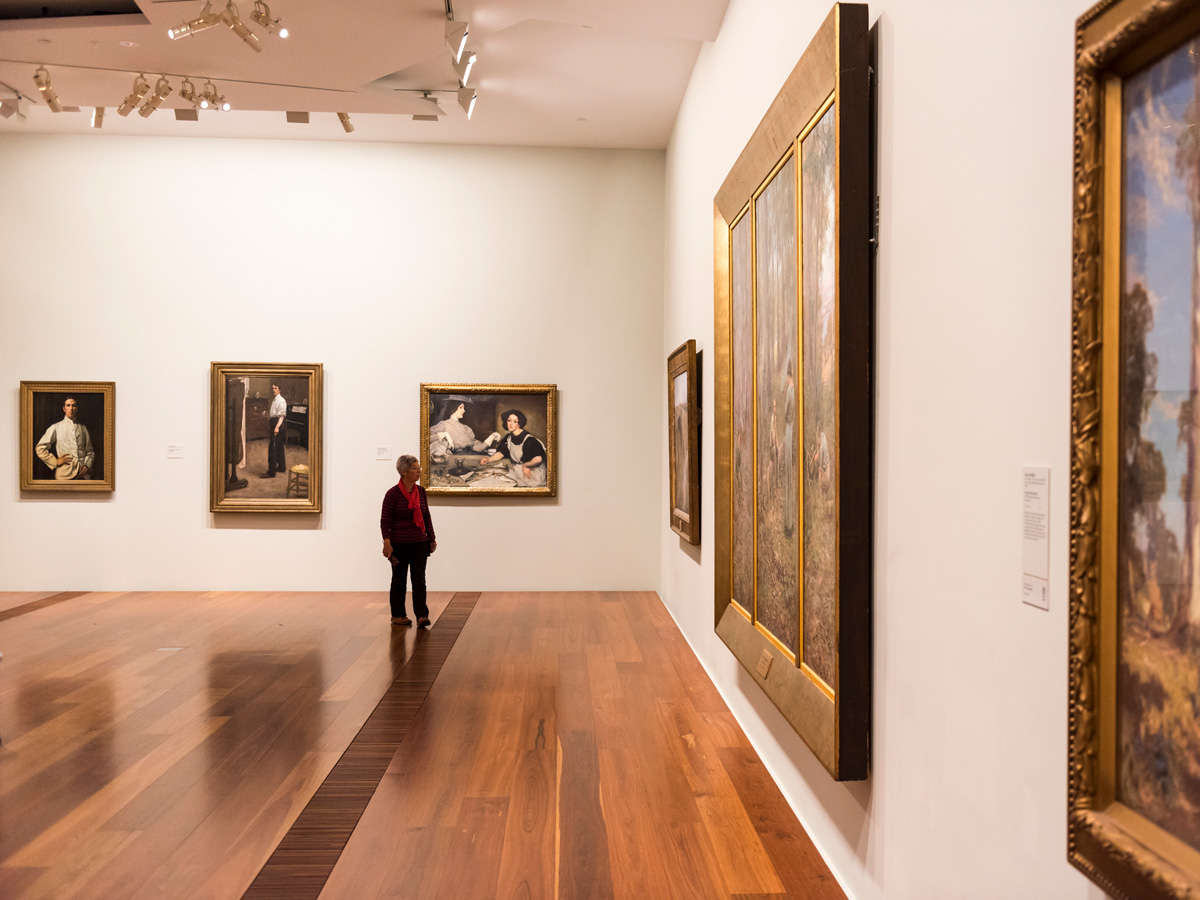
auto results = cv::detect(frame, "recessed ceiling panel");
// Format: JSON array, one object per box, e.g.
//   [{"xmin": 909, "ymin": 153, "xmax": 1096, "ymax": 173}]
[{"xmin": 0, "ymin": 1, "xmax": 143, "ymax": 21}]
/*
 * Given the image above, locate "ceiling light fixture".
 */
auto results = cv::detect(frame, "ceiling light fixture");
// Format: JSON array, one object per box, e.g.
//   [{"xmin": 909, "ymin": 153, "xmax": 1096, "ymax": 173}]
[
  {"xmin": 91, "ymin": 106, "xmax": 104, "ymax": 128},
  {"xmin": 452, "ymin": 49, "xmax": 476, "ymax": 87},
  {"xmin": 138, "ymin": 76, "xmax": 173, "ymax": 117},
  {"xmin": 202, "ymin": 80, "xmax": 231, "ymax": 111},
  {"xmin": 117, "ymin": 74, "xmax": 149, "ymax": 116},
  {"xmin": 250, "ymin": 1, "xmax": 288, "ymax": 38},
  {"xmin": 445, "ymin": 19, "xmax": 469, "ymax": 63},
  {"xmin": 457, "ymin": 87, "xmax": 476, "ymax": 120},
  {"xmin": 337, "ymin": 111, "xmax": 353, "ymax": 133},
  {"xmin": 168, "ymin": 1, "xmax": 220, "ymax": 40},
  {"xmin": 219, "ymin": 2, "xmax": 264, "ymax": 53},
  {"xmin": 33, "ymin": 66, "xmax": 63, "ymax": 113},
  {"xmin": 179, "ymin": 78, "xmax": 200, "ymax": 107},
  {"xmin": 0, "ymin": 98, "xmax": 27, "ymax": 120}
]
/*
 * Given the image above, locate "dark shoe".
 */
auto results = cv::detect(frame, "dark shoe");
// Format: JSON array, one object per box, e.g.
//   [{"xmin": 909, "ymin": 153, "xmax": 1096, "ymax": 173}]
[
  {"xmin": 416, "ymin": 617, "xmax": 430, "ymax": 628},
  {"xmin": 262, "ymin": 472, "xmax": 276, "ymax": 478},
  {"xmin": 391, "ymin": 616, "xmax": 412, "ymax": 626}
]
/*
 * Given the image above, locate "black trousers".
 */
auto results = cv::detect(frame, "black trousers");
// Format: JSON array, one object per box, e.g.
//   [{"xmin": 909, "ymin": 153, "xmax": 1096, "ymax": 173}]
[
  {"xmin": 267, "ymin": 417, "xmax": 286, "ymax": 475},
  {"xmin": 389, "ymin": 540, "xmax": 430, "ymax": 619}
]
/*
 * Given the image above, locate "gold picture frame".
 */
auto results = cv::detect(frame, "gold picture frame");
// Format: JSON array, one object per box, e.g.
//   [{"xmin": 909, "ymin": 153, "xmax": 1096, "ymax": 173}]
[
  {"xmin": 20, "ymin": 380, "xmax": 115, "ymax": 492},
  {"xmin": 1070, "ymin": 1, "xmax": 1200, "ymax": 896},
  {"xmin": 420, "ymin": 383, "xmax": 557, "ymax": 497},
  {"xmin": 668, "ymin": 340, "xmax": 701, "ymax": 544},
  {"xmin": 712, "ymin": 2, "xmax": 872, "ymax": 781},
  {"xmin": 209, "ymin": 362, "xmax": 322, "ymax": 513}
]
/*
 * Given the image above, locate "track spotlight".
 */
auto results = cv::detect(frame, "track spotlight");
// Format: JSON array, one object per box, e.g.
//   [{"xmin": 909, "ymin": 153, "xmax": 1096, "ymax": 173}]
[
  {"xmin": 202, "ymin": 80, "xmax": 231, "ymax": 111},
  {"xmin": 117, "ymin": 74, "xmax": 149, "ymax": 116},
  {"xmin": 168, "ymin": 1, "xmax": 220, "ymax": 39},
  {"xmin": 452, "ymin": 50, "xmax": 476, "ymax": 87},
  {"xmin": 250, "ymin": 1, "xmax": 288, "ymax": 38},
  {"xmin": 457, "ymin": 87, "xmax": 476, "ymax": 120},
  {"xmin": 180, "ymin": 78, "xmax": 200, "ymax": 107},
  {"xmin": 138, "ymin": 76, "xmax": 172, "ymax": 118},
  {"xmin": 33, "ymin": 66, "xmax": 63, "ymax": 113},
  {"xmin": 219, "ymin": 2, "xmax": 264, "ymax": 53},
  {"xmin": 445, "ymin": 19, "xmax": 469, "ymax": 63},
  {"xmin": 91, "ymin": 107, "xmax": 104, "ymax": 128},
  {"xmin": 337, "ymin": 111, "xmax": 354, "ymax": 133}
]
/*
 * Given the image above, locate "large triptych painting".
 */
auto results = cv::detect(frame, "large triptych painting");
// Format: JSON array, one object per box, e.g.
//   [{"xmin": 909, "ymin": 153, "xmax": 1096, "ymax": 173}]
[
  {"xmin": 713, "ymin": 2, "xmax": 872, "ymax": 781},
  {"xmin": 1070, "ymin": 1, "xmax": 1200, "ymax": 896}
]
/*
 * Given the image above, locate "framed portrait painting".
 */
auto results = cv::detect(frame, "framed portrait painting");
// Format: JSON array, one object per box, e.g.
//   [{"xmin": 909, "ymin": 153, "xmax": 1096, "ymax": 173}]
[
  {"xmin": 1070, "ymin": 1, "xmax": 1200, "ymax": 896},
  {"xmin": 668, "ymin": 340, "xmax": 701, "ymax": 544},
  {"xmin": 20, "ymin": 381, "xmax": 115, "ymax": 492},
  {"xmin": 210, "ymin": 362, "xmax": 322, "ymax": 513},
  {"xmin": 712, "ymin": 2, "xmax": 872, "ymax": 781},
  {"xmin": 421, "ymin": 383, "xmax": 557, "ymax": 497}
]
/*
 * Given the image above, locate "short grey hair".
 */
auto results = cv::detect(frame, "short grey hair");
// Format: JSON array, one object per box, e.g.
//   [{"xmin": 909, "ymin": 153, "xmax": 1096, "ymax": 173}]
[{"xmin": 396, "ymin": 454, "xmax": 419, "ymax": 475}]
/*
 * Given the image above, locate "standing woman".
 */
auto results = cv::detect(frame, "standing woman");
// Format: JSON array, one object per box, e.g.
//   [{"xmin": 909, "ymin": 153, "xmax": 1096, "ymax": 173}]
[{"xmin": 380, "ymin": 454, "xmax": 437, "ymax": 627}]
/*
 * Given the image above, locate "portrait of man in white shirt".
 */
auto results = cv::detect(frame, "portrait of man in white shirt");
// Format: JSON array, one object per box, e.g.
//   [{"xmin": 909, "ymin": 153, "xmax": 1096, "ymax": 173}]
[{"xmin": 34, "ymin": 395, "xmax": 96, "ymax": 481}]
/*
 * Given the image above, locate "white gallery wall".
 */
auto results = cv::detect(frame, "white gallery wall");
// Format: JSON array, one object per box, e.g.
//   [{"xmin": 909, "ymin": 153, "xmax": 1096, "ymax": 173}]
[
  {"xmin": 659, "ymin": 0, "xmax": 1106, "ymax": 898},
  {"xmin": 0, "ymin": 135, "xmax": 665, "ymax": 591}
]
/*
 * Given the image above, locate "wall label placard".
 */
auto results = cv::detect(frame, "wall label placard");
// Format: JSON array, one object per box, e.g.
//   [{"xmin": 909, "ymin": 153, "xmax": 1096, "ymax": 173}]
[{"xmin": 1022, "ymin": 466, "xmax": 1049, "ymax": 610}]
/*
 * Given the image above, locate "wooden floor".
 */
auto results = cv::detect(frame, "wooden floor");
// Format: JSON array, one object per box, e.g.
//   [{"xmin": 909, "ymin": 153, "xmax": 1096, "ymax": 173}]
[{"xmin": 0, "ymin": 590, "xmax": 843, "ymax": 900}]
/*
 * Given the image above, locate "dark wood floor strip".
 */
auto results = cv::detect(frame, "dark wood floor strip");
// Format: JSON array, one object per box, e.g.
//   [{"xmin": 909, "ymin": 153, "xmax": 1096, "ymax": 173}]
[
  {"xmin": 239, "ymin": 592, "xmax": 480, "ymax": 900},
  {"xmin": 0, "ymin": 591, "xmax": 88, "ymax": 622}
]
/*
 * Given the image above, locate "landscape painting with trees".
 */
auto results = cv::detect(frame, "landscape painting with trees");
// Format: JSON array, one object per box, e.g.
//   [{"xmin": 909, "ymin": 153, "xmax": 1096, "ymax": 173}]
[
  {"xmin": 754, "ymin": 154, "xmax": 799, "ymax": 657},
  {"xmin": 1119, "ymin": 33, "xmax": 1200, "ymax": 851},
  {"xmin": 801, "ymin": 103, "xmax": 838, "ymax": 688}
]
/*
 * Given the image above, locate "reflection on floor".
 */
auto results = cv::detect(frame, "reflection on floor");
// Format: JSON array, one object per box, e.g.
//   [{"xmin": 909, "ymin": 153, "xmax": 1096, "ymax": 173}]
[{"xmin": 0, "ymin": 590, "xmax": 844, "ymax": 900}]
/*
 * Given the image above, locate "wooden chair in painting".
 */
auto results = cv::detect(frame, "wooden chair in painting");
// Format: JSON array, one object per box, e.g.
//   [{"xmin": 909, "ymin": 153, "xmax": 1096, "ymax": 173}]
[{"xmin": 287, "ymin": 464, "xmax": 309, "ymax": 499}]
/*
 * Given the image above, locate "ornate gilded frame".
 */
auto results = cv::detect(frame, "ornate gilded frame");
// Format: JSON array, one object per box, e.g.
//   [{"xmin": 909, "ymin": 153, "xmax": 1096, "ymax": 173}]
[
  {"xmin": 20, "ymin": 380, "xmax": 116, "ymax": 492},
  {"xmin": 713, "ymin": 2, "xmax": 872, "ymax": 781},
  {"xmin": 668, "ymin": 340, "xmax": 701, "ymax": 544},
  {"xmin": 420, "ymin": 383, "xmax": 558, "ymax": 497},
  {"xmin": 209, "ymin": 362, "xmax": 323, "ymax": 513},
  {"xmin": 1070, "ymin": 0, "xmax": 1200, "ymax": 896}
]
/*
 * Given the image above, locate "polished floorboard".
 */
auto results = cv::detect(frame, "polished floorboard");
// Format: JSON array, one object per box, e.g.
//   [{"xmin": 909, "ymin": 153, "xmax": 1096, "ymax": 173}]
[{"xmin": 0, "ymin": 590, "xmax": 844, "ymax": 900}]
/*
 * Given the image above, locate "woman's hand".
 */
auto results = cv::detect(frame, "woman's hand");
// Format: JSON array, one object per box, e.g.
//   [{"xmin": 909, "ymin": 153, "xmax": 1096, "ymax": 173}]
[
  {"xmin": 430, "ymin": 541, "xmax": 437, "ymax": 554},
  {"xmin": 382, "ymin": 539, "xmax": 392, "ymax": 559}
]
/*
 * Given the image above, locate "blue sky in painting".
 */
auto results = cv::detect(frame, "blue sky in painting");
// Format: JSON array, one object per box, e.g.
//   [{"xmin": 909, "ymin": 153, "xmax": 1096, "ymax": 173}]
[{"xmin": 1125, "ymin": 38, "xmax": 1199, "ymax": 545}]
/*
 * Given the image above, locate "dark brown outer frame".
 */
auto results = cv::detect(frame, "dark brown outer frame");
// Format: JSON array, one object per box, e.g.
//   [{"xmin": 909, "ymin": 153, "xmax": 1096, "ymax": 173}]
[
  {"xmin": 1070, "ymin": 1, "xmax": 1200, "ymax": 897},
  {"xmin": 668, "ymin": 340, "xmax": 701, "ymax": 544},
  {"xmin": 712, "ymin": 2, "xmax": 872, "ymax": 781},
  {"xmin": 209, "ymin": 362, "xmax": 323, "ymax": 514}
]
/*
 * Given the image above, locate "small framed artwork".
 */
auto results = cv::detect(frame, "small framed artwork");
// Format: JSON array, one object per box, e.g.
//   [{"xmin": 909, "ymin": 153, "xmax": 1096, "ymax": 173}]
[
  {"xmin": 210, "ymin": 362, "xmax": 322, "ymax": 513},
  {"xmin": 712, "ymin": 2, "xmax": 872, "ymax": 781},
  {"xmin": 421, "ymin": 383, "xmax": 557, "ymax": 497},
  {"xmin": 1070, "ymin": 2, "xmax": 1200, "ymax": 897},
  {"xmin": 20, "ymin": 381, "xmax": 115, "ymax": 492},
  {"xmin": 668, "ymin": 340, "xmax": 700, "ymax": 544}
]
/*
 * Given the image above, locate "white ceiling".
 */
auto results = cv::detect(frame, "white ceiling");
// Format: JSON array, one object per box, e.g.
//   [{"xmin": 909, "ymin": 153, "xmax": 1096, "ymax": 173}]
[{"xmin": 0, "ymin": 0, "xmax": 730, "ymax": 147}]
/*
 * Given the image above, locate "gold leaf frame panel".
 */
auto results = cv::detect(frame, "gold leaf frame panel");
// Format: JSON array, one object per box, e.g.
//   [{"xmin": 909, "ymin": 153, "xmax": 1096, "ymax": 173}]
[
  {"xmin": 713, "ymin": 1, "xmax": 872, "ymax": 781},
  {"xmin": 1070, "ymin": 0, "xmax": 1200, "ymax": 896}
]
